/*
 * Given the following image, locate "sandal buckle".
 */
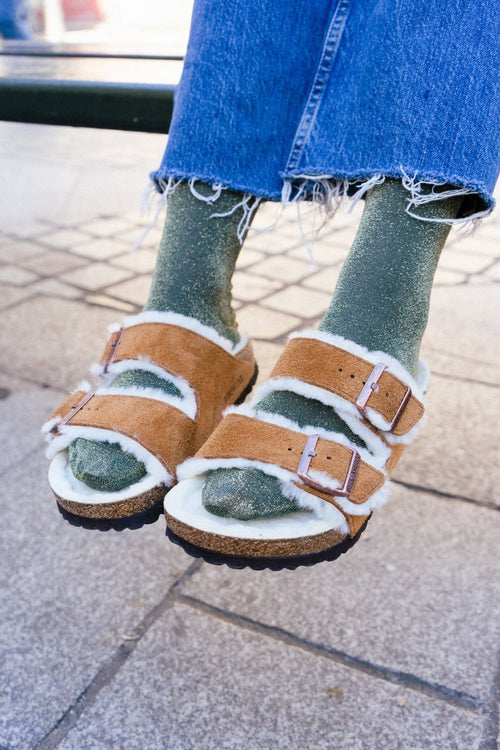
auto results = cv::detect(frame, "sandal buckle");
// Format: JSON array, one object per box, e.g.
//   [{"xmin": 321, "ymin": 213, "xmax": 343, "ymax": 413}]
[
  {"xmin": 356, "ymin": 363, "xmax": 412, "ymax": 431},
  {"xmin": 50, "ymin": 391, "xmax": 94, "ymax": 435},
  {"xmin": 103, "ymin": 327, "xmax": 124, "ymax": 374},
  {"xmin": 297, "ymin": 434, "xmax": 361, "ymax": 499}
]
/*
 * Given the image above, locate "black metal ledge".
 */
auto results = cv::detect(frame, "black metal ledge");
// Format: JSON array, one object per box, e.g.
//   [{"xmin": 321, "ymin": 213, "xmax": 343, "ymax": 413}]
[{"xmin": 0, "ymin": 79, "xmax": 176, "ymax": 133}]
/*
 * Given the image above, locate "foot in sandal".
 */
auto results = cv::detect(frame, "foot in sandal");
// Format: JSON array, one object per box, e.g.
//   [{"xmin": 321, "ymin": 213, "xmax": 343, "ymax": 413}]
[
  {"xmin": 164, "ymin": 179, "xmax": 464, "ymax": 568},
  {"xmin": 42, "ymin": 182, "xmax": 260, "ymax": 528}
]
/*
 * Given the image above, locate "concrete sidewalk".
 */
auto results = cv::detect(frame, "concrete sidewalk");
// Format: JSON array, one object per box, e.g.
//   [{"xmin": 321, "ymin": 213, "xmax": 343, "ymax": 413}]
[{"xmin": 0, "ymin": 121, "xmax": 499, "ymax": 750}]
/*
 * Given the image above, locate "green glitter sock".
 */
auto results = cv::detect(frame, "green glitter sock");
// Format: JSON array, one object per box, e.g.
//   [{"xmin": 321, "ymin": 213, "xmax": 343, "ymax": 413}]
[
  {"xmin": 202, "ymin": 178, "xmax": 463, "ymax": 520},
  {"xmin": 69, "ymin": 182, "xmax": 259, "ymax": 492}
]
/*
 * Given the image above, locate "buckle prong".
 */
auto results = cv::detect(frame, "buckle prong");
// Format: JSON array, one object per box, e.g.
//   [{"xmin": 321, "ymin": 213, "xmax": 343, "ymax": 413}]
[
  {"xmin": 50, "ymin": 391, "xmax": 94, "ymax": 435},
  {"xmin": 103, "ymin": 327, "xmax": 124, "ymax": 374},
  {"xmin": 356, "ymin": 362, "xmax": 412, "ymax": 432},
  {"xmin": 297, "ymin": 434, "xmax": 360, "ymax": 500}
]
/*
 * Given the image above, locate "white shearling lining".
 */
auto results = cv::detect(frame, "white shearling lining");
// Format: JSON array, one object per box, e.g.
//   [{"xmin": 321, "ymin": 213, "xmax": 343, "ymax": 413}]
[
  {"xmin": 94, "ymin": 383, "xmax": 196, "ymax": 420},
  {"xmin": 164, "ymin": 477, "xmax": 350, "ymax": 539},
  {"xmin": 91, "ymin": 359, "xmax": 197, "ymax": 419},
  {"xmin": 119, "ymin": 310, "xmax": 247, "ymax": 354},
  {"xmin": 45, "ymin": 424, "xmax": 171, "ymax": 481},
  {"xmin": 49, "ymin": 451, "xmax": 169, "ymax": 505}
]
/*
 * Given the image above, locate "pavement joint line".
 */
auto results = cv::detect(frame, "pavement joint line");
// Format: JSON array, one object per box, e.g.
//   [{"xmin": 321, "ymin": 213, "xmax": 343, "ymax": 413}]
[
  {"xmin": 392, "ymin": 479, "xmax": 499, "ymax": 513},
  {"xmin": 0, "ymin": 366, "xmax": 67, "ymax": 394},
  {"xmin": 477, "ymin": 650, "xmax": 500, "ymax": 750},
  {"xmin": 0, "ymin": 292, "xmax": 36, "ymax": 314},
  {"xmin": 175, "ymin": 592, "xmax": 483, "ymax": 713},
  {"xmin": 431, "ymin": 370, "xmax": 500, "ymax": 390},
  {"xmin": 422, "ymin": 347, "xmax": 498, "ymax": 369},
  {"xmin": 32, "ymin": 559, "xmax": 202, "ymax": 750}
]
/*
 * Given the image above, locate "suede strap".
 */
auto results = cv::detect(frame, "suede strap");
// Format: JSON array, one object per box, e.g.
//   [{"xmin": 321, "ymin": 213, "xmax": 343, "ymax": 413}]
[
  {"xmin": 49, "ymin": 324, "xmax": 257, "ymax": 474},
  {"xmin": 270, "ymin": 337, "xmax": 424, "ymax": 436},
  {"xmin": 100, "ymin": 322, "xmax": 255, "ymax": 444},
  {"xmin": 196, "ymin": 413, "xmax": 385, "ymax": 508},
  {"xmin": 51, "ymin": 390, "xmax": 196, "ymax": 473}
]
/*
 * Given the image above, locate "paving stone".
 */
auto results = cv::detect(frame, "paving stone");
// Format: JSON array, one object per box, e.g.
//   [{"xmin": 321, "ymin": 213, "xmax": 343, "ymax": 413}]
[
  {"xmin": 0, "ymin": 283, "xmax": 33, "ymax": 310},
  {"xmin": 0, "ymin": 239, "xmax": 46, "ymax": 263},
  {"xmin": 39, "ymin": 229, "xmax": 93, "ymax": 249},
  {"xmin": 0, "ymin": 452, "xmax": 191, "ymax": 750},
  {"xmin": 250, "ymin": 340, "xmax": 282, "ymax": 384},
  {"xmin": 264, "ymin": 285, "xmax": 331, "ymax": 318},
  {"xmin": 236, "ymin": 304, "xmax": 301, "ymax": 340},
  {"xmin": 422, "ymin": 284, "xmax": 500, "ymax": 383},
  {"xmin": 246, "ymin": 235, "xmax": 302, "ymax": 255},
  {"xmin": 302, "ymin": 264, "xmax": 341, "ymax": 293},
  {"xmin": 251, "ymin": 255, "xmax": 312, "ymax": 283},
  {"xmin": 104, "ymin": 276, "xmax": 152, "ymax": 306},
  {"xmin": 82, "ymin": 218, "xmax": 133, "ymax": 237},
  {"xmin": 182, "ymin": 489, "xmax": 499, "ymax": 700},
  {"xmin": 484, "ymin": 260, "xmax": 500, "ymax": 281},
  {"xmin": 72, "ymin": 237, "xmax": 133, "ymax": 261},
  {"xmin": 21, "ymin": 249, "xmax": 88, "ymax": 276},
  {"xmin": 0, "ymin": 264, "xmax": 39, "ymax": 285},
  {"xmin": 57, "ymin": 602, "xmax": 482, "ymax": 750},
  {"xmin": 289, "ymin": 241, "xmax": 348, "ymax": 266},
  {"xmin": 433, "ymin": 268, "xmax": 467, "ymax": 285},
  {"xmin": 0, "ymin": 374, "xmax": 59, "ymax": 473},
  {"xmin": 30, "ymin": 278, "xmax": 82, "ymax": 300},
  {"xmin": 447, "ymin": 227, "xmax": 499, "ymax": 257},
  {"xmin": 393, "ymin": 376, "xmax": 500, "ymax": 506},
  {"xmin": 232, "ymin": 271, "xmax": 282, "ymax": 302},
  {"xmin": 60, "ymin": 263, "xmax": 132, "ymax": 291},
  {"xmin": 439, "ymin": 249, "xmax": 493, "ymax": 275},
  {"xmin": 109, "ymin": 249, "xmax": 159, "ymax": 274},
  {"xmin": 85, "ymin": 294, "xmax": 138, "ymax": 313},
  {"xmin": 0, "ymin": 296, "xmax": 117, "ymax": 390},
  {"xmin": 236, "ymin": 248, "xmax": 266, "ymax": 268}
]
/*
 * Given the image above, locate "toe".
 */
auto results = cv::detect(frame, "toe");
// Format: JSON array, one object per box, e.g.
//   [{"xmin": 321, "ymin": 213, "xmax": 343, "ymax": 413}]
[
  {"xmin": 202, "ymin": 468, "xmax": 300, "ymax": 520},
  {"xmin": 68, "ymin": 438, "xmax": 146, "ymax": 491}
]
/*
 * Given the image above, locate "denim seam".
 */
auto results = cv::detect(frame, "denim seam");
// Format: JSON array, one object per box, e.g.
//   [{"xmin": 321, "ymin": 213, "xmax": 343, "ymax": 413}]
[{"xmin": 285, "ymin": 0, "xmax": 352, "ymax": 174}]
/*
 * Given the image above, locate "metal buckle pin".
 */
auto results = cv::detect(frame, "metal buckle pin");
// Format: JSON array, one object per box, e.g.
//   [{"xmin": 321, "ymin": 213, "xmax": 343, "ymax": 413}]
[
  {"xmin": 297, "ymin": 434, "xmax": 361, "ymax": 499},
  {"xmin": 50, "ymin": 391, "xmax": 95, "ymax": 435},
  {"xmin": 356, "ymin": 362, "xmax": 412, "ymax": 431},
  {"xmin": 103, "ymin": 326, "xmax": 124, "ymax": 374}
]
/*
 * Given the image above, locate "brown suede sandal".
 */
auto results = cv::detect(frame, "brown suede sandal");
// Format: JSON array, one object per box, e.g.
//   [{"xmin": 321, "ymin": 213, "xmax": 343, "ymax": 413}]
[
  {"xmin": 164, "ymin": 331, "xmax": 427, "ymax": 569},
  {"xmin": 42, "ymin": 312, "xmax": 257, "ymax": 530}
]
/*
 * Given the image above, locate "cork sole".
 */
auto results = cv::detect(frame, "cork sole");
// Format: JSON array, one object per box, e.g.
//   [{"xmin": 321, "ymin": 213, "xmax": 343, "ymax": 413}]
[
  {"xmin": 165, "ymin": 516, "xmax": 368, "ymax": 571},
  {"xmin": 53, "ymin": 480, "xmax": 166, "ymax": 530},
  {"xmin": 57, "ymin": 495, "xmax": 164, "ymax": 531},
  {"xmin": 163, "ymin": 476, "xmax": 369, "ymax": 570}
]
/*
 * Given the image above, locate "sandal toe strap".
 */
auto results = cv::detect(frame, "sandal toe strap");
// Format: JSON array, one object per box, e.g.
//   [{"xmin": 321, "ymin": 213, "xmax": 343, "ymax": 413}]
[
  {"xmin": 49, "ymin": 390, "xmax": 196, "ymax": 474},
  {"xmin": 195, "ymin": 412, "xmax": 385, "ymax": 535}
]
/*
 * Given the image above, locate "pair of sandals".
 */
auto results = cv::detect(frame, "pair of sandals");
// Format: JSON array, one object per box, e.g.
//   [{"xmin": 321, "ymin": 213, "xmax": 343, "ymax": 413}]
[{"xmin": 43, "ymin": 311, "xmax": 427, "ymax": 570}]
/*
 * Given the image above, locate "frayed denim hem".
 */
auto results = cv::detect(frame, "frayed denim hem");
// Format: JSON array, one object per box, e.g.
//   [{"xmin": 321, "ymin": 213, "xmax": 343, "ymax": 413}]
[{"xmin": 145, "ymin": 168, "xmax": 494, "ymax": 249}]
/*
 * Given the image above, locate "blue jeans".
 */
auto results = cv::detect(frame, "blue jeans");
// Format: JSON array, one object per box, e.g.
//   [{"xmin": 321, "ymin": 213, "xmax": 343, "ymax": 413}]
[
  {"xmin": 0, "ymin": 0, "xmax": 31, "ymax": 39},
  {"xmin": 152, "ymin": 0, "xmax": 500, "ymax": 223}
]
